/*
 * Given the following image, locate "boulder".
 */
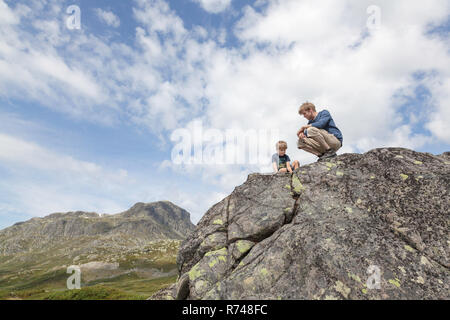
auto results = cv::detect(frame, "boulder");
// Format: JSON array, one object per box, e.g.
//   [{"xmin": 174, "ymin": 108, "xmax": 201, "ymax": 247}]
[{"xmin": 163, "ymin": 148, "xmax": 449, "ymax": 300}]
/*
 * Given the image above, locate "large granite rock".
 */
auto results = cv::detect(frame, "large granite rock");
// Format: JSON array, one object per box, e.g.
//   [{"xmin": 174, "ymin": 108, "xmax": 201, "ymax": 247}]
[{"xmin": 158, "ymin": 148, "xmax": 449, "ymax": 300}]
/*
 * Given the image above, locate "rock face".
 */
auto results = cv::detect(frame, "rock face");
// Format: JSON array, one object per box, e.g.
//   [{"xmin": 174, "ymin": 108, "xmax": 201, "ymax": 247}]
[{"xmin": 164, "ymin": 148, "xmax": 449, "ymax": 300}]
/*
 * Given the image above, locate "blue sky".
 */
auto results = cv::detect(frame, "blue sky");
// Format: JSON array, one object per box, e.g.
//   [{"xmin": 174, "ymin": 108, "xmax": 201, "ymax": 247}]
[{"xmin": 0, "ymin": 0, "xmax": 449, "ymax": 229}]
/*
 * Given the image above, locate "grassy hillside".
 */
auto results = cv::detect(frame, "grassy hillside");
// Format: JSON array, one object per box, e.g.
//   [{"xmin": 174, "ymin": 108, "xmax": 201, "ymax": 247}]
[
  {"xmin": 0, "ymin": 239, "xmax": 180, "ymax": 300},
  {"xmin": 0, "ymin": 202, "xmax": 196, "ymax": 300}
]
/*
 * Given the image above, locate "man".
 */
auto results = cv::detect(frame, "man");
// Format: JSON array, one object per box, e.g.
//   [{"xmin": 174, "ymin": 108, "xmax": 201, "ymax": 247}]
[{"xmin": 297, "ymin": 102, "xmax": 343, "ymax": 161}]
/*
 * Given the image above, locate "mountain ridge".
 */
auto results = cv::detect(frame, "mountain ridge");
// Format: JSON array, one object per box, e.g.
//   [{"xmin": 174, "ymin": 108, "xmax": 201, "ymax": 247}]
[
  {"xmin": 0, "ymin": 200, "xmax": 195, "ymax": 255},
  {"xmin": 0, "ymin": 201, "xmax": 195, "ymax": 299}
]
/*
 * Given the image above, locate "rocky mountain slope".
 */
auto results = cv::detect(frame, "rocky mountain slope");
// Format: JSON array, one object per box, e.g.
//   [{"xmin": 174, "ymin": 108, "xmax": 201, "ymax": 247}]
[
  {"xmin": 0, "ymin": 201, "xmax": 195, "ymax": 299},
  {"xmin": 152, "ymin": 148, "xmax": 449, "ymax": 300}
]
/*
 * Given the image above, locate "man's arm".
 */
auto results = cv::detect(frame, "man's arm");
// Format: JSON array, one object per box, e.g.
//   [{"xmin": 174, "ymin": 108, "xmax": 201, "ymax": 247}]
[
  {"xmin": 309, "ymin": 110, "xmax": 330, "ymax": 129},
  {"xmin": 297, "ymin": 127, "xmax": 310, "ymax": 138}
]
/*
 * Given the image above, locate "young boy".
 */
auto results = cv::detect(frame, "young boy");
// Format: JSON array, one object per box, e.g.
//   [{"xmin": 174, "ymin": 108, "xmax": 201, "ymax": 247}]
[{"xmin": 272, "ymin": 141, "xmax": 300, "ymax": 173}]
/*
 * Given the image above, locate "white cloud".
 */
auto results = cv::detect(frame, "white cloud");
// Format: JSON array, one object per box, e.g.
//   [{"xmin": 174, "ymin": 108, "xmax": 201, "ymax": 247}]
[
  {"xmin": 0, "ymin": 130, "xmax": 219, "ymax": 225},
  {"xmin": 0, "ymin": 133, "xmax": 130, "ymax": 187},
  {"xmin": 0, "ymin": 132, "xmax": 132, "ymax": 220},
  {"xmin": 0, "ymin": 0, "xmax": 207, "ymax": 130},
  {"xmin": 158, "ymin": 184, "xmax": 227, "ymax": 224},
  {"xmin": 423, "ymin": 74, "xmax": 450, "ymax": 144},
  {"xmin": 192, "ymin": 0, "xmax": 232, "ymax": 14},
  {"xmin": 0, "ymin": 0, "xmax": 19, "ymax": 25},
  {"xmin": 203, "ymin": 0, "xmax": 450, "ymax": 149},
  {"xmin": 95, "ymin": 8, "xmax": 121, "ymax": 28},
  {"xmin": 0, "ymin": 1, "xmax": 111, "ymax": 123},
  {"xmin": 133, "ymin": 0, "xmax": 186, "ymax": 38},
  {"xmin": 0, "ymin": 132, "xmax": 195, "ymax": 224},
  {"xmin": 3, "ymin": 0, "xmax": 449, "ymax": 150}
]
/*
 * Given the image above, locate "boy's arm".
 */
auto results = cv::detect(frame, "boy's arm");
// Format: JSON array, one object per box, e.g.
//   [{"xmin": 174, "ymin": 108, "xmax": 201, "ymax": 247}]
[
  {"xmin": 286, "ymin": 161, "xmax": 293, "ymax": 173},
  {"xmin": 272, "ymin": 162, "xmax": 279, "ymax": 173}
]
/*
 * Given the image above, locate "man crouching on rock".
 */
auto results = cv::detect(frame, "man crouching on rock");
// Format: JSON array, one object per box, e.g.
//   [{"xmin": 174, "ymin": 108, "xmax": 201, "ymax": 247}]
[{"xmin": 297, "ymin": 102, "xmax": 343, "ymax": 161}]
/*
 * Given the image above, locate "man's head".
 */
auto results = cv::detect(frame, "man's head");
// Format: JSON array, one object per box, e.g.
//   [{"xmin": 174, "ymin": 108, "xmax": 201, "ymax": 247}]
[
  {"xmin": 276, "ymin": 141, "xmax": 287, "ymax": 156},
  {"xmin": 299, "ymin": 102, "xmax": 317, "ymax": 121}
]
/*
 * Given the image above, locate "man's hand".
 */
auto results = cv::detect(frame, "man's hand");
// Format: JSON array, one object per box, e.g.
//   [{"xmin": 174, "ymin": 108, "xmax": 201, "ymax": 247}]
[{"xmin": 297, "ymin": 125, "xmax": 311, "ymax": 138}]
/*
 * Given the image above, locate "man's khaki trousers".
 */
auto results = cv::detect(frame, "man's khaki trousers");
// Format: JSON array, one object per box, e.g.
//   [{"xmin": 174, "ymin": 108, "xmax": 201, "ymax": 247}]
[{"xmin": 297, "ymin": 127, "xmax": 342, "ymax": 156}]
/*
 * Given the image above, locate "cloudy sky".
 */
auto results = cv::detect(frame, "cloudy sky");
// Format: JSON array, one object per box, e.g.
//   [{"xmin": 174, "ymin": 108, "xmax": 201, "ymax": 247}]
[{"xmin": 0, "ymin": 0, "xmax": 448, "ymax": 229}]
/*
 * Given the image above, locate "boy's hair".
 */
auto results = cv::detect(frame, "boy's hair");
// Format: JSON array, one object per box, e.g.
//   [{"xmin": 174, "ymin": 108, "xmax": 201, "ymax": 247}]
[
  {"xmin": 276, "ymin": 141, "xmax": 288, "ymax": 151},
  {"xmin": 299, "ymin": 102, "xmax": 316, "ymax": 114}
]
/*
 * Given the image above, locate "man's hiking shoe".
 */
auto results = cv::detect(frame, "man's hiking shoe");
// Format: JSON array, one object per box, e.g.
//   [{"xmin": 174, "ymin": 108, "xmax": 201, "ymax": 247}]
[{"xmin": 320, "ymin": 149, "xmax": 337, "ymax": 160}]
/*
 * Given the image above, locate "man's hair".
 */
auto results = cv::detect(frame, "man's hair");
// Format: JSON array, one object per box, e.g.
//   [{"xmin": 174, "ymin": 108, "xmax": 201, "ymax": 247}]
[
  {"xmin": 299, "ymin": 102, "xmax": 316, "ymax": 114},
  {"xmin": 276, "ymin": 141, "xmax": 288, "ymax": 151}
]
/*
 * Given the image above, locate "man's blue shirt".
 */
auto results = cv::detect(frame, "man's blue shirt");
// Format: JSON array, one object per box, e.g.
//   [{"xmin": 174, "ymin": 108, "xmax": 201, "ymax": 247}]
[{"xmin": 307, "ymin": 110, "xmax": 343, "ymax": 144}]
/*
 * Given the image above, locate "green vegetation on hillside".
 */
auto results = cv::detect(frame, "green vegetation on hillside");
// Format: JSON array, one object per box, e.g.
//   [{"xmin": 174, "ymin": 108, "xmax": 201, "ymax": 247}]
[{"xmin": 0, "ymin": 240, "xmax": 180, "ymax": 300}]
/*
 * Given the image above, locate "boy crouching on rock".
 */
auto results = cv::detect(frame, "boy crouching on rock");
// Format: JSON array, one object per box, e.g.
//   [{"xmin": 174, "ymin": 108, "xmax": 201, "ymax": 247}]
[{"xmin": 272, "ymin": 141, "xmax": 300, "ymax": 173}]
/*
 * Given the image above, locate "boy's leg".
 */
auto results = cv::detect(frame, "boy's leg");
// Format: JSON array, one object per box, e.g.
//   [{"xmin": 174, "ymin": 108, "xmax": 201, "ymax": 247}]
[{"xmin": 292, "ymin": 160, "xmax": 300, "ymax": 169}]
